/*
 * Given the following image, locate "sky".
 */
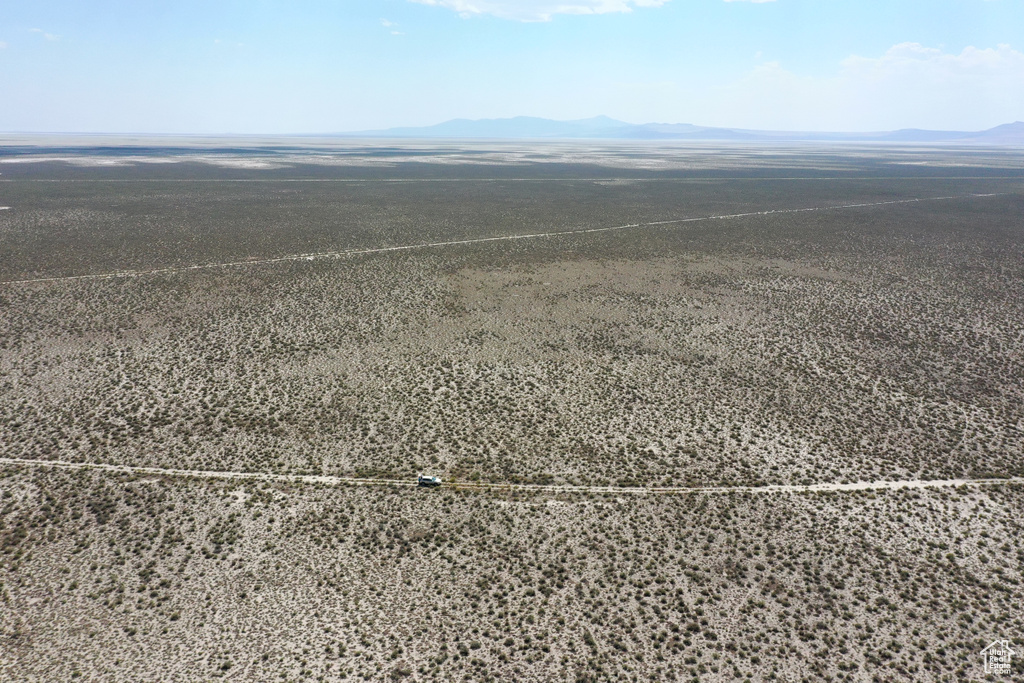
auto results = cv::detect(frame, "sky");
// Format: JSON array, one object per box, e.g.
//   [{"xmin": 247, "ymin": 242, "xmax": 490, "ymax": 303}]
[{"xmin": 1, "ymin": 0, "xmax": 1022, "ymax": 134}]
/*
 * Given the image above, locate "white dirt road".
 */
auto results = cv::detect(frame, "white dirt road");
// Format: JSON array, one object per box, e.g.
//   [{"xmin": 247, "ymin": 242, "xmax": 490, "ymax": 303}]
[
  {"xmin": 0, "ymin": 193, "xmax": 1004, "ymax": 286},
  {"xmin": 1, "ymin": 457, "xmax": 1020, "ymax": 496}
]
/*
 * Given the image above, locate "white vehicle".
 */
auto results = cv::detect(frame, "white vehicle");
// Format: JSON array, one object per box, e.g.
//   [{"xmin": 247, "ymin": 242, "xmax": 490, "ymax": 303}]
[{"xmin": 417, "ymin": 474, "xmax": 442, "ymax": 487}]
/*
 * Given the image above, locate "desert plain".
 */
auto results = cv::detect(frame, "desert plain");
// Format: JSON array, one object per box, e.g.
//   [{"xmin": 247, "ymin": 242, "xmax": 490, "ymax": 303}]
[{"xmin": 1, "ymin": 141, "xmax": 1023, "ymax": 681}]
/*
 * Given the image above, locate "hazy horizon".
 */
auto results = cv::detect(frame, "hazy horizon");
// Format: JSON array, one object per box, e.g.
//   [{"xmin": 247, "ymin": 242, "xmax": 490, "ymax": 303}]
[{"xmin": 1, "ymin": 115, "xmax": 1022, "ymax": 141}]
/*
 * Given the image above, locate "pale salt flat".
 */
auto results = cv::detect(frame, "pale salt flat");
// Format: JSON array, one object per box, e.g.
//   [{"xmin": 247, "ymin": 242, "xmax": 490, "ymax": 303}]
[{"xmin": 2, "ymin": 140, "xmax": 1023, "ymax": 172}]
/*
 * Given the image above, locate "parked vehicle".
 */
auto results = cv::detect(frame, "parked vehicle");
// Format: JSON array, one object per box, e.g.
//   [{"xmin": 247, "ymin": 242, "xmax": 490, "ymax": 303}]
[{"xmin": 417, "ymin": 474, "xmax": 442, "ymax": 487}]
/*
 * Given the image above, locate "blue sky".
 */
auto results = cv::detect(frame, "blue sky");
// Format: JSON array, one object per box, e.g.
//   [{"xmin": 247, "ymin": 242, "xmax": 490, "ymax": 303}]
[{"xmin": 1, "ymin": 0, "xmax": 1022, "ymax": 133}]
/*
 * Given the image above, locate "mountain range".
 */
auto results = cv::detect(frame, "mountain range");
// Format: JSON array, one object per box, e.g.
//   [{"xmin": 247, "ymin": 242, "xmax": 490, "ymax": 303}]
[{"xmin": 351, "ymin": 116, "xmax": 1024, "ymax": 144}]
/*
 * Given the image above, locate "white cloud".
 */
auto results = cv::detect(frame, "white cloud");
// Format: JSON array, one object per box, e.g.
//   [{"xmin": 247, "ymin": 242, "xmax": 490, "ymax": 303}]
[
  {"xmin": 409, "ymin": 0, "xmax": 669, "ymax": 22},
  {"xmin": 381, "ymin": 18, "xmax": 397, "ymax": 27},
  {"xmin": 841, "ymin": 41, "xmax": 1024, "ymax": 85},
  {"xmin": 0, "ymin": 41, "xmax": 7, "ymax": 50},
  {"xmin": 723, "ymin": 0, "xmax": 775, "ymax": 3},
  {"xmin": 707, "ymin": 43, "xmax": 1024, "ymax": 130},
  {"xmin": 30, "ymin": 28, "xmax": 60, "ymax": 41}
]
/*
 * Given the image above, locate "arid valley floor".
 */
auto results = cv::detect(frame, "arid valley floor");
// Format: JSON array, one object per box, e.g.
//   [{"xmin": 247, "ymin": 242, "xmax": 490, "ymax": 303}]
[{"xmin": 1, "ymin": 141, "xmax": 1023, "ymax": 681}]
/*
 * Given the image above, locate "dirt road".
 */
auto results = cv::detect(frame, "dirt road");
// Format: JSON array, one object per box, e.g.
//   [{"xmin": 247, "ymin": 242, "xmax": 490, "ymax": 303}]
[
  {"xmin": 0, "ymin": 193, "xmax": 1003, "ymax": 286},
  {"xmin": 1, "ymin": 457, "xmax": 1020, "ymax": 496}
]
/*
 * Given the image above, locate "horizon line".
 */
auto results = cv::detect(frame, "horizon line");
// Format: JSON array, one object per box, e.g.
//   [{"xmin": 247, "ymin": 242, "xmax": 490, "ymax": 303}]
[{"xmin": 2, "ymin": 118, "xmax": 1022, "ymax": 139}]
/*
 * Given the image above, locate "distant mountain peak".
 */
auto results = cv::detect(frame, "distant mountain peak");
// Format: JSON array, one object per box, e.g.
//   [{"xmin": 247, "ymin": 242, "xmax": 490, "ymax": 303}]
[
  {"xmin": 350, "ymin": 117, "xmax": 1024, "ymax": 144},
  {"xmin": 568, "ymin": 115, "xmax": 632, "ymax": 125}
]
